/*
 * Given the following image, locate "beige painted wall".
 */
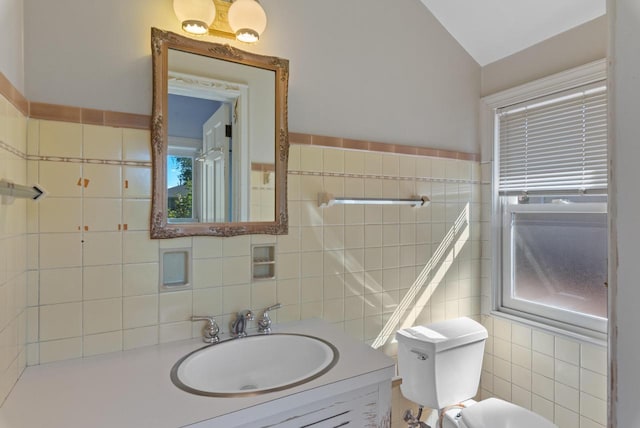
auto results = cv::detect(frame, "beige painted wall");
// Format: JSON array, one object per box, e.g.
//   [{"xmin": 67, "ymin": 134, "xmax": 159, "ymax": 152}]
[
  {"xmin": 0, "ymin": 0, "xmax": 24, "ymax": 92},
  {"xmin": 23, "ymin": 0, "xmax": 480, "ymax": 154},
  {"xmin": 481, "ymin": 15, "xmax": 607, "ymax": 97}
]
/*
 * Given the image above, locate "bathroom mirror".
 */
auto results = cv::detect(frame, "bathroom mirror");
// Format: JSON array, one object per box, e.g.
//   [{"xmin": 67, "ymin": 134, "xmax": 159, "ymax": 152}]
[{"xmin": 150, "ymin": 28, "xmax": 289, "ymax": 238}]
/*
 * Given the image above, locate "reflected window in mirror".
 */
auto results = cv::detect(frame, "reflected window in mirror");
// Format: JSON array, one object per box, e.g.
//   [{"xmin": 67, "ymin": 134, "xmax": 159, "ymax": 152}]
[
  {"xmin": 167, "ymin": 153, "xmax": 195, "ymax": 222},
  {"xmin": 150, "ymin": 28, "xmax": 289, "ymax": 238}
]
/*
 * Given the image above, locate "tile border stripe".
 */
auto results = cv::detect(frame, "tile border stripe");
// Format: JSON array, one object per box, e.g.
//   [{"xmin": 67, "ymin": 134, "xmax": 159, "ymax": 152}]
[
  {"xmin": 288, "ymin": 170, "xmax": 480, "ymax": 185},
  {"xmin": 289, "ymin": 132, "xmax": 478, "ymax": 162},
  {"xmin": 29, "ymin": 102, "xmax": 151, "ymax": 130},
  {"xmin": 0, "ymin": 139, "xmax": 26, "ymax": 160},
  {"xmin": 0, "ymin": 73, "xmax": 29, "ymax": 116},
  {"xmin": 27, "ymin": 155, "xmax": 152, "ymax": 167},
  {"xmin": 0, "ymin": 139, "xmax": 152, "ymax": 167}
]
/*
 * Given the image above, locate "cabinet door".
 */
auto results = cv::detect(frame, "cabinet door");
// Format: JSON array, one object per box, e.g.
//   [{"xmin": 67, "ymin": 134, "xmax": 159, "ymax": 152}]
[{"xmin": 236, "ymin": 383, "xmax": 386, "ymax": 428}]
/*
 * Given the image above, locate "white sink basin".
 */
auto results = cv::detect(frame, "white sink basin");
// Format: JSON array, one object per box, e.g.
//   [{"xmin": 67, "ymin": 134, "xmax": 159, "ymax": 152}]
[{"xmin": 171, "ymin": 333, "xmax": 339, "ymax": 397}]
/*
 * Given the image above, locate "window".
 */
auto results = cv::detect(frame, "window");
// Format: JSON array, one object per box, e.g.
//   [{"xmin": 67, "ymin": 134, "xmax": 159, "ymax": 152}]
[
  {"xmin": 495, "ymin": 74, "xmax": 608, "ymax": 335},
  {"xmin": 167, "ymin": 153, "xmax": 196, "ymax": 222},
  {"xmin": 502, "ymin": 197, "xmax": 607, "ymax": 332}
]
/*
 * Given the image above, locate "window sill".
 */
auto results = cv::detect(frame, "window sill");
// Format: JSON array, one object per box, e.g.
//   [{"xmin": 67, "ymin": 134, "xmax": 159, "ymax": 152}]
[{"xmin": 489, "ymin": 309, "xmax": 607, "ymax": 348}]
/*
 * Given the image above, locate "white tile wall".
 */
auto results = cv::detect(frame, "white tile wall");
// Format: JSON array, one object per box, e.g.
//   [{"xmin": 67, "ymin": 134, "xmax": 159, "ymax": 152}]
[
  {"xmin": 0, "ymin": 94, "xmax": 28, "ymax": 405},
  {"xmin": 17, "ymin": 120, "xmax": 482, "ymax": 370},
  {"xmin": 250, "ymin": 169, "xmax": 276, "ymax": 222},
  {"xmin": 479, "ymin": 160, "xmax": 608, "ymax": 428}
]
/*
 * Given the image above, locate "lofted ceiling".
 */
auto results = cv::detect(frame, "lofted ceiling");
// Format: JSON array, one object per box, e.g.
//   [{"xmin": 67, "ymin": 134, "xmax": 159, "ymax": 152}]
[{"xmin": 419, "ymin": 0, "xmax": 606, "ymax": 66}]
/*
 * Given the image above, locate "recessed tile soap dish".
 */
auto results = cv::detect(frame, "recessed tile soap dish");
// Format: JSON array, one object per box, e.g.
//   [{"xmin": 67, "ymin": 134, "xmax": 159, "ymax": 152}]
[
  {"xmin": 252, "ymin": 244, "xmax": 276, "ymax": 280},
  {"xmin": 159, "ymin": 248, "xmax": 192, "ymax": 291}
]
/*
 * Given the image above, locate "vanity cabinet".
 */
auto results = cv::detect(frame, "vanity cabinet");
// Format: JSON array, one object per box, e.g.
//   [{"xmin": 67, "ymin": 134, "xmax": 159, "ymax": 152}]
[
  {"xmin": 0, "ymin": 320, "xmax": 394, "ymax": 428},
  {"xmin": 199, "ymin": 381, "xmax": 391, "ymax": 428}
]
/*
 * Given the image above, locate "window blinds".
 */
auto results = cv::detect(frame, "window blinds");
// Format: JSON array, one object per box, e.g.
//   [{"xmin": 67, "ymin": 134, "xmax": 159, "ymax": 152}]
[{"xmin": 498, "ymin": 82, "xmax": 607, "ymax": 195}]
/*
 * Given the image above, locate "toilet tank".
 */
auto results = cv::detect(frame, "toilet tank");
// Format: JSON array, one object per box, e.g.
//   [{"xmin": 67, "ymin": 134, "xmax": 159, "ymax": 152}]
[{"xmin": 396, "ymin": 317, "xmax": 488, "ymax": 410}]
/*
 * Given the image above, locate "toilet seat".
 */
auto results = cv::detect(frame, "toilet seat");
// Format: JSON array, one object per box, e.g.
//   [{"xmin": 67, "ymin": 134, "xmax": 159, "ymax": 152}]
[{"xmin": 458, "ymin": 398, "xmax": 557, "ymax": 428}]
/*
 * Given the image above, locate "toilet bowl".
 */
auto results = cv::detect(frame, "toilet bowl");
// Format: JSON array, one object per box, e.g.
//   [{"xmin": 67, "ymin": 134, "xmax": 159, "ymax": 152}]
[
  {"xmin": 440, "ymin": 398, "xmax": 556, "ymax": 428},
  {"xmin": 396, "ymin": 317, "xmax": 557, "ymax": 428}
]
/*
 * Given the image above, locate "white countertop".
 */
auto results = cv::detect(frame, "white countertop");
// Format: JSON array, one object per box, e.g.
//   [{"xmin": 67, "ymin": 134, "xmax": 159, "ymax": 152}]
[{"xmin": 0, "ymin": 319, "xmax": 395, "ymax": 428}]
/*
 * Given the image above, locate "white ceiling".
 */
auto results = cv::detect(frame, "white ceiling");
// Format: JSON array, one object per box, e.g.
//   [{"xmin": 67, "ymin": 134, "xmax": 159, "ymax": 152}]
[{"xmin": 419, "ymin": 0, "xmax": 606, "ymax": 66}]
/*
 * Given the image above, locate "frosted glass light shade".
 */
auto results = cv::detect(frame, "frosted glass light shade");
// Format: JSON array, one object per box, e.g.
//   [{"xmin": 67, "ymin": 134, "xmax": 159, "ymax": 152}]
[
  {"xmin": 228, "ymin": 0, "xmax": 267, "ymax": 43},
  {"xmin": 173, "ymin": 0, "xmax": 217, "ymax": 35}
]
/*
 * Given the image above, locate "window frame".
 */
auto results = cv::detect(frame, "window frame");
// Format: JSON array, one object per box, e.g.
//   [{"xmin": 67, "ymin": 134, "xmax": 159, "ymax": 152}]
[
  {"xmin": 501, "ymin": 200, "xmax": 608, "ymax": 334},
  {"xmin": 481, "ymin": 59, "xmax": 608, "ymax": 341}
]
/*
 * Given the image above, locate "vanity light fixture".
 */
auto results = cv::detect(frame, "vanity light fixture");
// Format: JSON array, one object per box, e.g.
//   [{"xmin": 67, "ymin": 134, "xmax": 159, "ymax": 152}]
[
  {"xmin": 173, "ymin": 0, "xmax": 267, "ymax": 43},
  {"xmin": 173, "ymin": 0, "xmax": 217, "ymax": 35}
]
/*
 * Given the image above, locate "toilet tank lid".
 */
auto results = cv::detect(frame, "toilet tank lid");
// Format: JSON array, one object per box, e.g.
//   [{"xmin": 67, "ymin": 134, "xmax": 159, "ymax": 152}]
[{"xmin": 396, "ymin": 317, "xmax": 488, "ymax": 352}]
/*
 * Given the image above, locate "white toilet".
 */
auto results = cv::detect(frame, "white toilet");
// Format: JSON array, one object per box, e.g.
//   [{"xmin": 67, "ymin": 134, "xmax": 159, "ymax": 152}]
[{"xmin": 396, "ymin": 317, "xmax": 558, "ymax": 428}]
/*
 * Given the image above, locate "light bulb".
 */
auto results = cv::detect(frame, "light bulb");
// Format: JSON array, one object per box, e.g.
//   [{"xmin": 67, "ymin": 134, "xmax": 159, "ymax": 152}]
[
  {"xmin": 173, "ymin": 0, "xmax": 216, "ymax": 35},
  {"xmin": 228, "ymin": 0, "xmax": 267, "ymax": 43}
]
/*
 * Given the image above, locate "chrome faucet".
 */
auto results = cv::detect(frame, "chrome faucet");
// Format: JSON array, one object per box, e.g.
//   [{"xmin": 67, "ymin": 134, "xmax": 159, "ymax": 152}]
[
  {"xmin": 231, "ymin": 309, "xmax": 254, "ymax": 338},
  {"xmin": 191, "ymin": 316, "xmax": 220, "ymax": 343},
  {"xmin": 257, "ymin": 303, "xmax": 282, "ymax": 334}
]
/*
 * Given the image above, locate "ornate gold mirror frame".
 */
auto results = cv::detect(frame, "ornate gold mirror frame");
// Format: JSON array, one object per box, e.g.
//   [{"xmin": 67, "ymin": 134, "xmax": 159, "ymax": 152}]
[{"xmin": 150, "ymin": 28, "xmax": 289, "ymax": 238}]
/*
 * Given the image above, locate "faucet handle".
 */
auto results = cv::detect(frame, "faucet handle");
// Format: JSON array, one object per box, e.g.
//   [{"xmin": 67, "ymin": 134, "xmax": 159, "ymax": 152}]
[
  {"xmin": 191, "ymin": 316, "xmax": 220, "ymax": 343},
  {"xmin": 258, "ymin": 303, "xmax": 281, "ymax": 334},
  {"xmin": 264, "ymin": 303, "xmax": 282, "ymax": 313}
]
